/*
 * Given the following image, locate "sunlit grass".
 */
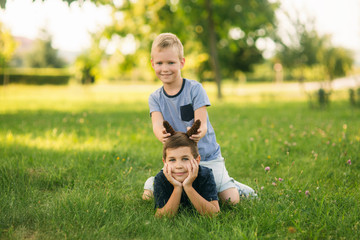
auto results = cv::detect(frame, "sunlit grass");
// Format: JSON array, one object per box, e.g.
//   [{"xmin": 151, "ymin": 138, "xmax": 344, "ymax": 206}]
[{"xmin": 1, "ymin": 83, "xmax": 359, "ymax": 239}]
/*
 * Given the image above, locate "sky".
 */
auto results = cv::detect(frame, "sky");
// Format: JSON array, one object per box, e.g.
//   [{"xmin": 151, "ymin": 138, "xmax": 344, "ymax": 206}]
[
  {"xmin": 0, "ymin": 0, "xmax": 359, "ymax": 59},
  {"xmin": 0, "ymin": 0, "xmax": 112, "ymax": 52}
]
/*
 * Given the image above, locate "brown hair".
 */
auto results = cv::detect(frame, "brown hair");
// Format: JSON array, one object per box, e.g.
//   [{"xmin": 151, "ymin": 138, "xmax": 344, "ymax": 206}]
[
  {"xmin": 151, "ymin": 33, "xmax": 184, "ymax": 60},
  {"xmin": 162, "ymin": 120, "xmax": 200, "ymax": 160}
]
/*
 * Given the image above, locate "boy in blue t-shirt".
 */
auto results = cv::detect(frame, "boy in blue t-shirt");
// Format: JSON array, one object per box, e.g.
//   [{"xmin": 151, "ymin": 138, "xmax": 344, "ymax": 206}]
[
  {"xmin": 154, "ymin": 120, "xmax": 219, "ymax": 217},
  {"xmin": 143, "ymin": 33, "xmax": 256, "ymax": 204}
]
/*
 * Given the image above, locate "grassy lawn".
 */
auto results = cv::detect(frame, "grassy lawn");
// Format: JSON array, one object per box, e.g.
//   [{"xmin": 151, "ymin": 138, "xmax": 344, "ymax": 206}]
[{"xmin": 1, "ymin": 84, "xmax": 359, "ymax": 239}]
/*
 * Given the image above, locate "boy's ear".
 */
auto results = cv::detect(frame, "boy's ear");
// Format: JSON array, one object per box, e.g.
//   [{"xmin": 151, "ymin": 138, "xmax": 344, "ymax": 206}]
[
  {"xmin": 195, "ymin": 155, "xmax": 201, "ymax": 164},
  {"xmin": 180, "ymin": 58, "xmax": 185, "ymax": 69},
  {"xmin": 151, "ymin": 59, "xmax": 154, "ymax": 68},
  {"xmin": 162, "ymin": 158, "xmax": 166, "ymax": 164}
]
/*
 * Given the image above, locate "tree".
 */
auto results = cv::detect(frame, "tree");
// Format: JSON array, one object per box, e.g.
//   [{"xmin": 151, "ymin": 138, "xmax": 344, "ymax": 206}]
[
  {"xmin": 276, "ymin": 12, "xmax": 354, "ymax": 107},
  {"xmin": 276, "ymin": 12, "xmax": 353, "ymax": 82},
  {"xmin": 74, "ymin": 34, "xmax": 104, "ymax": 84},
  {"xmin": 2, "ymin": 1, "xmax": 279, "ymax": 98},
  {"xmin": 24, "ymin": 29, "xmax": 65, "ymax": 68},
  {"xmin": 95, "ymin": 0, "xmax": 279, "ymax": 98},
  {"xmin": 0, "ymin": 22, "xmax": 17, "ymax": 84},
  {"xmin": 322, "ymin": 47, "xmax": 353, "ymax": 81}
]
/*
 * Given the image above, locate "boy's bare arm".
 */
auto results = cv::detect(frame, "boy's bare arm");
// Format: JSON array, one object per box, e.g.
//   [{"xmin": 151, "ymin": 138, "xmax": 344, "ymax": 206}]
[
  {"xmin": 155, "ymin": 186, "xmax": 182, "ymax": 218},
  {"xmin": 183, "ymin": 159, "xmax": 220, "ymax": 216},
  {"xmin": 151, "ymin": 111, "xmax": 171, "ymax": 143},
  {"xmin": 190, "ymin": 106, "xmax": 208, "ymax": 142},
  {"xmin": 184, "ymin": 186, "xmax": 220, "ymax": 216}
]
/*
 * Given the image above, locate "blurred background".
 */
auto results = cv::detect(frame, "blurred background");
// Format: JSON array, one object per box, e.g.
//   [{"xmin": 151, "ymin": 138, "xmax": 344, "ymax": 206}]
[{"xmin": 0, "ymin": 0, "xmax": 359, "ymax": 101}]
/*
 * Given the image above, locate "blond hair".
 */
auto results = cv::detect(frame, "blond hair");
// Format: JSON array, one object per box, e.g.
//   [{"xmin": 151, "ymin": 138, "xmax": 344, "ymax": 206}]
[{"xmin": 151, "ymin": 33, "xmax": 184, "ymax": 60}]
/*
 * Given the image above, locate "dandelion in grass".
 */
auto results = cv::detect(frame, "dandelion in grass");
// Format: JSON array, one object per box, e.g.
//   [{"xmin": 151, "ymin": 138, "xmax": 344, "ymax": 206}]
[
  {"xmin": 267, "ymin": 155, "xmax": 271, "ymax": 159},
  {"xmin": 117, "ymin": 156, "xmax": 120, "ymax": 160},
  {"xmin": 265, "ymin": 166, "xmax": 270, "ymax": 172},
  {"xmin": 347, "ymin": 159, "xmax": 351, "ymax": 165},
  {"xmin": 305, "ymin": 190, "xmax": 310, "ymax": 196}
]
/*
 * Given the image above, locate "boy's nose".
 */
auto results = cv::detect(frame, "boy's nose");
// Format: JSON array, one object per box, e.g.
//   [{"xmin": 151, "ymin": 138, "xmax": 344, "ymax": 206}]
[{"xmin": 175, "ymin": 162, "xmax": 183, "ymax": 168}]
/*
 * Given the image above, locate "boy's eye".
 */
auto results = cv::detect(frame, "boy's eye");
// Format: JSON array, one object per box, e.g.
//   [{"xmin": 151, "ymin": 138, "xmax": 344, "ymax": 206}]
[
  {"xmin": 168, "ymin": 159, "xmax": 175, "ymax": 162},
  {"xmin": 182, "ymin": 158, "xmax": 189, "ymax": 161}
]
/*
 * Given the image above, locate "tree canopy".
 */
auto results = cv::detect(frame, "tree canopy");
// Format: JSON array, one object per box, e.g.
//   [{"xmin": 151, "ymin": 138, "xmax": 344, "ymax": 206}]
[
  {"xmin": 0, "ymin": 0, "xmax": 355, "ymax": 96},
  {"xmin": 82, "ymin": 0, "xmax": 279, "ymax": 97},
  {"xmin": 0, "ymin": 22, "xmax": 17, "ymax": 68},
  {"xmin": 276, "ymin": 12, "xmax": 354, "ymax": 82}
]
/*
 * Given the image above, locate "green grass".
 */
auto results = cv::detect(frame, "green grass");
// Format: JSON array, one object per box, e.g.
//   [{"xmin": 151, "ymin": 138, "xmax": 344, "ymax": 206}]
[{"xmin": 1, "ymin": 84, "xmax": 359, "ymax": 239}]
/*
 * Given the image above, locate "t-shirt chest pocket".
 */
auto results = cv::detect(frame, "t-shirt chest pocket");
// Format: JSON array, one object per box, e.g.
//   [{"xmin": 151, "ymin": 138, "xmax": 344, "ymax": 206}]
[{"xmin": 180, "ymin": 104, "xmax": 194, "ymax": 122}]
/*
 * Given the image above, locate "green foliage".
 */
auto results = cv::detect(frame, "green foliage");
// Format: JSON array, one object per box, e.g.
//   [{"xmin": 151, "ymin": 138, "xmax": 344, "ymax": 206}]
[
  {"xmin": 0, "ymin": 68, "xmax": 72, "ymax": 85},
  {"xmin": 88, "ymin": 0, "xmax": 278, "ymax": 84},
  {"xmin": 322, "ymin": 47, "xmax": 354, "ymax": 80},
  {"xmin": 74, "ymin": 36, "xmax": 105, "ymax": 84},
  {"xmin": 24, "ymin": 29, "xmax": 66, "ymax": 68},
  {"xmin": 276, "ymin": 13, "xmax": 354, "ymax": 82},
  {"xmin": 1, "ymin": 85, "xmax": 359, "ymax": 239},
  {"xmin": 244, "ymin": 62, "xmax": 275, "ymax": 82},
  {"xmin": 349, "ymin": 88, "xmax": 360, "ymax": 107},
  {"xmin": 0, "ymin": 22, "xmax": 17, "ymax": 66}
]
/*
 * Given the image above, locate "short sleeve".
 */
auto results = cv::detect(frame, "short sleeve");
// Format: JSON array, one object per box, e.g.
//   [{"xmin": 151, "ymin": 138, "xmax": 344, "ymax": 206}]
[
  {"xmin": 191, "ymin": 83, "xmax": 211, "ymax": 111},
  {"xmin": 148, "ymin": 92, "xmax": 161, "ymax": 116},
  {"xmin": 154, "ymin": 171, "xmax": 173, "ymax": 209}
]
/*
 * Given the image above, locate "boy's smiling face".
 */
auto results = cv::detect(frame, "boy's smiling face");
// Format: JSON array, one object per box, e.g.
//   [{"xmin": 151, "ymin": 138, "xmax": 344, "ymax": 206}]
[
  {"xmin": 163, "ymin": 146, "xmax": 199, "ymax": 183},
  {"xmin": 151, "ymin": 46, "xmax": 185, "ymax": 86}
]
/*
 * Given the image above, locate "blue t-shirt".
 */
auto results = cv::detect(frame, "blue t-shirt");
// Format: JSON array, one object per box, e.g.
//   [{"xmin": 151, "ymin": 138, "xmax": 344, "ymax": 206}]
[
  {"xmin": 149, "ymin": 78, "xmax": 221, "ymax": 161},
  {"xmin": 154, "ymin": 165, "xmax": 218, "ymax": 209}
]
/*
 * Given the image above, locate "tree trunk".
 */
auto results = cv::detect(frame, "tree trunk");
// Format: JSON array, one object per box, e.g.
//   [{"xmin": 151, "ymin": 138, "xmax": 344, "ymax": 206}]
[{"xmin": 205, "ymin": 0, "xmax": 222, "ymax": 99}]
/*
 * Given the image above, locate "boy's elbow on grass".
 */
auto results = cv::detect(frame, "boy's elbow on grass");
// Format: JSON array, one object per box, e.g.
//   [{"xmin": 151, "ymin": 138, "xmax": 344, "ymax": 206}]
[
  {"xmin": 206, "ymin": 201, "xmax": 220, "ymax": 217},
  {"xmin": 155, "ymin": 208, "xmax": 177, "ymax": 218}
]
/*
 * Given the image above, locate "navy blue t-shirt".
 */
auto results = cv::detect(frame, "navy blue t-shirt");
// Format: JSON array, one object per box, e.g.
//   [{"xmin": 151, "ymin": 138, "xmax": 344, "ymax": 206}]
[{"xmin": 154, "ymin": 165, "xmax": 218, "ymax": 209}]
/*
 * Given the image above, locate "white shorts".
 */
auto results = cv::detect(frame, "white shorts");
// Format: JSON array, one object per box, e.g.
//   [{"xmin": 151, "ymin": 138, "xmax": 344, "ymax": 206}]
[{"xmin": 199, "ymin": 156, "xmax": 236, "ymax": 193}]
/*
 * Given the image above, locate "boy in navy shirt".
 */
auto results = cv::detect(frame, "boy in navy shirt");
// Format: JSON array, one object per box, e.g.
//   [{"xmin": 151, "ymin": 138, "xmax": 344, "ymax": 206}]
[{"xmin": 154, "ymin": 120, "xmax": 219, "ymax": 217}]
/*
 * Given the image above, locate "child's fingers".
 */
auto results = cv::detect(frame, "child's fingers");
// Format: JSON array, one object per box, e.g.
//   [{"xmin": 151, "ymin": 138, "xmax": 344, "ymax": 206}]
[{"xmin": 162, "ymin": 133, "xmax": 171, "ymax": 143}]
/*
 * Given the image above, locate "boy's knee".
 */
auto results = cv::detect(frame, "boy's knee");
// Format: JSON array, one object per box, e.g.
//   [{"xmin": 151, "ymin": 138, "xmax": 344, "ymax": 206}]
[{"xmin": 219, "ymin": 187, "xmax": 240, "ymax": 204}]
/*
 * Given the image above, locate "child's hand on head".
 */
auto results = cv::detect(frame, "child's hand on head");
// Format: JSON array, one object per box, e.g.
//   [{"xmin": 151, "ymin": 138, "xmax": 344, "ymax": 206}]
[
  {"xmin": 183, "ymin": 159, "xmax": 199, "ymax": 188},
  {"xmin": 187, "ymin": 127, "xmax": 202, "ymax": 143},
  {"xmin": 161, "ymin": 128, "xmax": 171, "ymax": 144}
]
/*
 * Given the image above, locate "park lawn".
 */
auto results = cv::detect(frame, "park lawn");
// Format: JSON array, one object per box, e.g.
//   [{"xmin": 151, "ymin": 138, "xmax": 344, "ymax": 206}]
[{"xmin": 0, "ymin": 84, "xmax": 359, "ymax": 239}]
